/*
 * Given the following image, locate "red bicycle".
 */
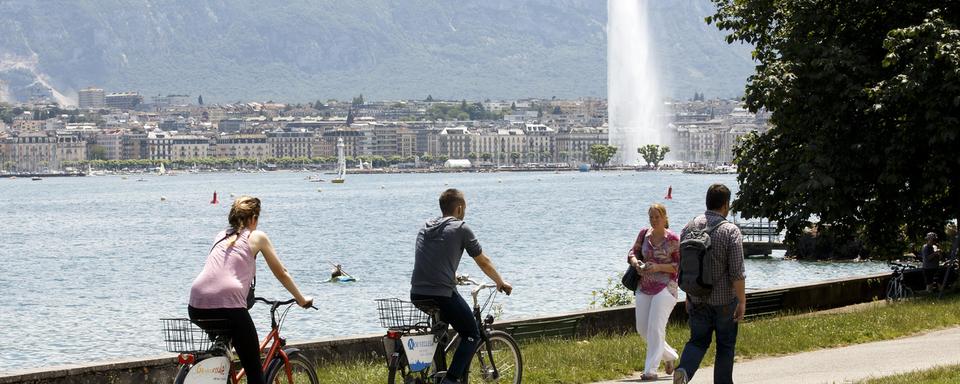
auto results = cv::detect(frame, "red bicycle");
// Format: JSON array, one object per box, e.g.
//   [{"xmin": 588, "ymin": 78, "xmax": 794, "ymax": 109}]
[{"xmin": 163, "ymin": 297, "xmax": 319, "ymax": 384}]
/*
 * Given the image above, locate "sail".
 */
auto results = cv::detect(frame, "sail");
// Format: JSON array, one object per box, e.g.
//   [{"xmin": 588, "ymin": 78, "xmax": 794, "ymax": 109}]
[{"xmin": 335, "ymin": 137, "xmax": 346, "ymax": 181}]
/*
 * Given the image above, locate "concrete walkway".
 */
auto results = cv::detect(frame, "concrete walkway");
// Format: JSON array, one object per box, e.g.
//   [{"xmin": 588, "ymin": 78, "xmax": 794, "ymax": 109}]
[{"xmin": 593, "ymin": 327, "xmax": 960, "ymax": 384}]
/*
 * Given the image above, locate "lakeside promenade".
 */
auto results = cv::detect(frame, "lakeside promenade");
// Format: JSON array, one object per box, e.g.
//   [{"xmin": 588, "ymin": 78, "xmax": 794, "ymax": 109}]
[{"xmin": 594, "ymin": 326, "xmax": 960, "ymax": 383}]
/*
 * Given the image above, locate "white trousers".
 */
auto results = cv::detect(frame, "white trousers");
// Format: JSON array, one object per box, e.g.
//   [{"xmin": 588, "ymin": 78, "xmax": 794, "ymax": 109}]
[{"xmin": 635, "ymin": 288, "xmax": 679, "ymax": 374}]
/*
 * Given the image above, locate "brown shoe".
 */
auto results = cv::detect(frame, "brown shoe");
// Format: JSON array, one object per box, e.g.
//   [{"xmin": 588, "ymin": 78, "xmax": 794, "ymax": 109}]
[
  {"xmin": 665, "ymin": 359, "xmax": 676, "ymax": 375},
  {"xmin": 641, "ymin": 372, "xmax": 658, "ymax": 381}
]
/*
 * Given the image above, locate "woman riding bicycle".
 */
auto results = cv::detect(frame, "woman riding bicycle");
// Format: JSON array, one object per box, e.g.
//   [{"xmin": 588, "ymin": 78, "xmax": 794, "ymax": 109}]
[{"xmin": 188, "ymin": 196, "xmax": 313, "ymax": 384}]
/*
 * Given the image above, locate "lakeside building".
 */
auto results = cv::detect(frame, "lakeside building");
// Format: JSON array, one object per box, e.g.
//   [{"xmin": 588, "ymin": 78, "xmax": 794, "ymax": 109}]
[
  {"xmin": 92, "ymin": 131, "xmax": 124, "ymax": 160},
  {"xmin": 0, "ymin": 131, "xmax": 86, "ymax": 172},
  {"xmin": 266, "ymin": 130, "xmax": 318, "ymax": 158},
  {"xmin": 146, "ymin": 133, "xmax": 209, "ymax": 161},
  {"xmin": 213, "ymin": 134, "xmax": 270, "ymax": 160}
]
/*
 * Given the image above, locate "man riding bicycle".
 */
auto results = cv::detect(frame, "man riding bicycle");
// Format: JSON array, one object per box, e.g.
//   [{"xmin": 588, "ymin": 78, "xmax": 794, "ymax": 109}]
[{"xmin": 411, "ymin": 188, "xmax": 513, "ymax": 384}]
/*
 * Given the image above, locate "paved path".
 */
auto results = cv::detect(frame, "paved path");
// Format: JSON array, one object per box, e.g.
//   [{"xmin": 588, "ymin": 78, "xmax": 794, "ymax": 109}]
[{"xmin": 592, "ymin": 327, "xmax": 960, "ymax": 384}]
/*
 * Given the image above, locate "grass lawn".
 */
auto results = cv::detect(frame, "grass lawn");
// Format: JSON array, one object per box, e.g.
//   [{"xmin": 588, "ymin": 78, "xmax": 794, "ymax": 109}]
[
  {"xmin": 857, "ymin": 364, "xmax": 960, "ymax": 384},
  {"xmin": 314, "ymin": 294, "xmax": 960, "ymax": 384}
]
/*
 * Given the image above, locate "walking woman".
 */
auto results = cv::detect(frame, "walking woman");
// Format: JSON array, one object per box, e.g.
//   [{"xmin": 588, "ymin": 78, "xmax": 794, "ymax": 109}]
[
  {"xmin": 627, "ymin": 203, "xmax": 681, "ymax": 380},
  {"xmin": 188, "ymin": 196, "xmax": 313, "ymax": 384}
]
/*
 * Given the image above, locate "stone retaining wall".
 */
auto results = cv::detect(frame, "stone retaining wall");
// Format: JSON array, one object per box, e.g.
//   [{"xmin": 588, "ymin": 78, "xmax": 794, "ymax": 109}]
[{"xmin": 0, "ymin": 273, "xmax": 891, "ymax": 384}]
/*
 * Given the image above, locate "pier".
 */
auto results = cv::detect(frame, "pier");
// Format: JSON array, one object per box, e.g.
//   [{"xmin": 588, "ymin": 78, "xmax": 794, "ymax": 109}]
[{"xmin": 737, "ymin": 220, "xmax": 786, "ymax": 256}]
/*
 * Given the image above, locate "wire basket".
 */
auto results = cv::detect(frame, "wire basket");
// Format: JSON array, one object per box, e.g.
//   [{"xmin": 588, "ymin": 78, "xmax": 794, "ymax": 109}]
[
  {"xmin": 375, "ymin": 298, "xmax": 432, "ymax": 330},
  {"xmin": 161, "ymin": 318, "xmax": 216, "ymax": 353}
]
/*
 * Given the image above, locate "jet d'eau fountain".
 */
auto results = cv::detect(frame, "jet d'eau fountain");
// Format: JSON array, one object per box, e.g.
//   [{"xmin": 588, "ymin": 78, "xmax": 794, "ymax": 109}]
[{"xmin": 608, "ymin": 0, "xmax": 665, "ymax": 166}]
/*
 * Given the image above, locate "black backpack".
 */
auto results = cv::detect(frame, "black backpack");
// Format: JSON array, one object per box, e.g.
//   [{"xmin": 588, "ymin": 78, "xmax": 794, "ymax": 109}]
[{"xmin": 678, "ymin": 220, "xmax": 727, "ymax": 297}]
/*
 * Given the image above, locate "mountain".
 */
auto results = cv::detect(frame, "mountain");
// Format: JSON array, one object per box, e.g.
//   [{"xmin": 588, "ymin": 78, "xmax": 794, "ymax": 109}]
[{"xmin": 0, "ymin": 0, "xmax": 754, "ymax": 104}]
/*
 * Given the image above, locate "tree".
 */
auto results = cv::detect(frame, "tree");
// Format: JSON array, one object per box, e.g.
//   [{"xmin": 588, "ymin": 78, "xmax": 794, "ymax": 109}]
[
  {"xmin": 426, "ymin": 95, "xmax": 434, "ymax": 102},
  {"xmin": 89, "ymin": 145, "xmax": 108, "ymax": 161},
  {"xmin": 637, "ymin": 144, "xmax": 670, "ymax": 168},
  {"xmin": 198, "ymin": 95, "xmax": 204, "ymax": 105},
  {"xmin": 589, "ymin": 144, "xmax": 618, "ymax": 169},
  {"xmin": 552, "ymin": 106, "xmax": 562, "ymax": 115},
  {"xmin": 346, "ymin": 108, "xmax": 354, "ymax": 125},
  {"xmin": 351, "ymin": 94, "xmax": 364, "ymax": 107},
  {"xmin": 708, "ymin": 1, "xmax": 960, "ymax": 255}
]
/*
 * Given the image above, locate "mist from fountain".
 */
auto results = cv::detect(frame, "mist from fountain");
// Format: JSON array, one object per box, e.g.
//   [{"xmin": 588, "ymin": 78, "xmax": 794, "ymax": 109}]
[{"xmin": 607, "ymin": 0, "xmax": 664, "ymax": 166}]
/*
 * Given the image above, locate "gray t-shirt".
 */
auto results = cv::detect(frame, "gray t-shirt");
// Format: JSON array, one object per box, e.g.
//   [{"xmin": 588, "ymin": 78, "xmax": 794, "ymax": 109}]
[
  {"xmin": 411, "ymin": 217, "xmax": 483, "ymax": 296},
  {"xmin": 921, "ymin": 244, "xmax": 940, "ymax": 269}
]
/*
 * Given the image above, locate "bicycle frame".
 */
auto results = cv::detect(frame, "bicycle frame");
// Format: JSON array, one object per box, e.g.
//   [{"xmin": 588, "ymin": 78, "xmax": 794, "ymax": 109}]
[{"xmin": 179, "ymin": 298, "xmax": 312, "ymax": 384}]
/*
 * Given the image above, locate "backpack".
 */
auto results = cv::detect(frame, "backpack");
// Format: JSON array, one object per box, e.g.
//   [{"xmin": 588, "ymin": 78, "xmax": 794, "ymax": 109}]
[{"xmin": 678, "ymin": 220, "xmax": 727, "ymax": 298}]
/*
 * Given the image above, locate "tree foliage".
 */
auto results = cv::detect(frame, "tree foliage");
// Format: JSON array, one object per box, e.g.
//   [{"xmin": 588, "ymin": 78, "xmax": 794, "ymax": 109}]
[
  {"xmin": 589, "ymin": 144, "xmax": 618, "ymax": 169},
  {"xmin": 637, "ymin": 144, "xmax": 670, "ymax": 168},
  {"xmin": 709, "ymin": 1, "xmax": 960, "ymax": 254}
]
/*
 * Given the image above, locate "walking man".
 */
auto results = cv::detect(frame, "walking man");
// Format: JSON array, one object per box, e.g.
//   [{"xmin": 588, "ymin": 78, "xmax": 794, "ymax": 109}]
[
  {"xmin": 411, "ymin": 188, "xmax": 513, "ymax": 384},
  {"xmin": 674, "ymin": 184, "xmax": 746, "ymax": 384}
]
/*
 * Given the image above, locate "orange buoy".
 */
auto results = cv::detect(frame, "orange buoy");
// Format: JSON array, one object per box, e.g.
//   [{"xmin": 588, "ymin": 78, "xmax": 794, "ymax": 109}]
[
  {"xmin": 665, "ymin": 185, "xmax": 673, "ymax": 200},
  {"xmin": 211, "ymin": 191, "xmax": 219, "ymax": 204}
]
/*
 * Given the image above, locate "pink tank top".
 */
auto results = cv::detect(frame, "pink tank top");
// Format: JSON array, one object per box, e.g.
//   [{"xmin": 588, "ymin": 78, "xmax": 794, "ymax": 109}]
[{"xmin": 189, "ymin": 229, "xmax": 256, "ymax": 309}]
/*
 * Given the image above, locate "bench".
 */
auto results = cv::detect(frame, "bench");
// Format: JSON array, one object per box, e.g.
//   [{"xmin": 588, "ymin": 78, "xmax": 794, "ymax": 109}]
[
  {"xmin": 744, "ymin": 289, "xmax": 786, "ymax": 319},
  {"xmin": 502, "ymin": 315, "xmax": 584, "ymax": 343}
]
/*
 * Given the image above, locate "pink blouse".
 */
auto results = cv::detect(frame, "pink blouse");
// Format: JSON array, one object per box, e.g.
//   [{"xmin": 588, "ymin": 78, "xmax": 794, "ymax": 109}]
[
  {"xmin": 627, "ymin": 228, "xmax": 681, "ymax": 297},
  {"xmin": 189, "ymin": 229, "xmax": 257, "ymax": 309}
]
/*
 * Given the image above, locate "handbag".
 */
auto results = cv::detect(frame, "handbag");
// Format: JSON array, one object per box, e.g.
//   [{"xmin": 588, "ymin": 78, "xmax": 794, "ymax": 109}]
[
  {"xmin": 621, "ymin": 265, "xmax": 640, "ymax": 292},
  {"xmin": 210, "ymin": 228, "xmax": 257, "ymax": 309},
  {"xmin": 621, "ymin": 228, "xmax": 648, "ymax": 292}
]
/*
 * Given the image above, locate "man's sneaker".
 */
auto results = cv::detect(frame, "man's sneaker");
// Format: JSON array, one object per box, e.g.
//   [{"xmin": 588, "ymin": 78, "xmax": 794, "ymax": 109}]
[{"xmin": 673, "ymin": 367, "xmax": 688, "ymax": 384}]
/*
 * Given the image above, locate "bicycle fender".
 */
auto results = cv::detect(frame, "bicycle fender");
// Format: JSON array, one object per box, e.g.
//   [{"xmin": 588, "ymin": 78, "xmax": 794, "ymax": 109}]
[{"xmin": 265, "ymin": 347, "xmax": 303, "ymax": 377}]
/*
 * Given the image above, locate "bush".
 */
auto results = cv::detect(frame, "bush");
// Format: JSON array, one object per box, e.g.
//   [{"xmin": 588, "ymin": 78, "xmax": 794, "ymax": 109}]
[{"xmin": 590, "ymin": 275, "xmax": 634, "ymax": 308}]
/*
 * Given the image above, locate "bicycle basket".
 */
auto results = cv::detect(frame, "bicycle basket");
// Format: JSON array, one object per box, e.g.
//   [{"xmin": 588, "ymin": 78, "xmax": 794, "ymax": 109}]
[
  {"xmin": 375, "ymin": 298, "xmax": 432, "ymax": 330},
  {"xmin": 161, "ymin": 318, "xmax": 218, "ymax": 353}
]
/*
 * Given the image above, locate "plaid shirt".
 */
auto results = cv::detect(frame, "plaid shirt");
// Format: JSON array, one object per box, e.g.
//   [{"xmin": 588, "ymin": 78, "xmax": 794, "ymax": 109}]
[{"xmin": 681, "ymin": 211, "xmax": 746, "ymax": 306}]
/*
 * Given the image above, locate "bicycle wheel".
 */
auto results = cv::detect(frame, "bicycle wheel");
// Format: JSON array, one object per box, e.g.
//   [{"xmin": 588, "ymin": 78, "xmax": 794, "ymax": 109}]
[
  {"xmin": 173, "ymin": 364, "xmax": 190, "ymax": 384},
  {"xmin": 885, "ymin": 279, "xmax": 898, "ymax": 302},
  {"xmin": 467, "ymin": 331, "xmax": 522, "ymax": 384},
  {"xmin": 388, "ymin": 351, "xmax": 433, "ymax": 384},
  {"xmin": 265, "ymin": 351, "xmax": 319, "ymax": 384},
  {"xmin": 387, "ymin": 352, "xmax": 409, "ymax": 384}
]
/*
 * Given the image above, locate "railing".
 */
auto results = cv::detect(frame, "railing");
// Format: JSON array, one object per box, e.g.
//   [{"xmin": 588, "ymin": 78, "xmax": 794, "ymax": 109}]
[{"xmin": 736, "ymin": 220, "xmax": 781, "ymax": 244}]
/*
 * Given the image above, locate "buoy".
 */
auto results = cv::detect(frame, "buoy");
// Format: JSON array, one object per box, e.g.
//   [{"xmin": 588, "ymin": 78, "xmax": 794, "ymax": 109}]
[
  {"xmin": 317, "ymin": 188, "xmax": 322, "ymax": 192},
  {"xmin": 498, "ymin": 179, "xmax": 502, "ymax": 183},
  {"xmin": 210, "ymin": 191, "xmax": 219, "ymax": 204},
  {"xmin": 665, "ymin": 185, "xmax": 673, "ymax": 200},
  {"xmin": 380, "ymin": 185, "xmax": 385, "ymax": 189},
  {"xmin": 160, "ymin": 196, "xmax": 167, "ymax": 201},
  {"xmin": 229, "ymin": 192, "xmax": 236, "ymax": 198}
]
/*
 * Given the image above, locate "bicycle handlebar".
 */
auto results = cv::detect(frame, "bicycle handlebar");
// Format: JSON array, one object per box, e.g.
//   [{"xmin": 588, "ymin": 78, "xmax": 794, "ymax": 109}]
[{"xmin": 254, "ymin": 297, "xmax": 319, "ymax": 310}]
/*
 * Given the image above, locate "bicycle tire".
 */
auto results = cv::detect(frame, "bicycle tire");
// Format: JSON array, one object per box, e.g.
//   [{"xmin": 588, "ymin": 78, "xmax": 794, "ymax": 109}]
[
  {"xmin": 173, "ymin": 364, "xmax": 190, "ymax": 384},
  {"xmin": 265, "ymin": 351, "xmax": 319, "ymax": 384},
  {"xmin": 885, "ymin": 279, "xmax": 899, "ymax": 302},
  {"xmin": 386, "ymin": 352, "xmax": 407, "ymax": 384},
  {"xmin": 466, "ymin": 331, "xmax": 522, "ymax": 384}
]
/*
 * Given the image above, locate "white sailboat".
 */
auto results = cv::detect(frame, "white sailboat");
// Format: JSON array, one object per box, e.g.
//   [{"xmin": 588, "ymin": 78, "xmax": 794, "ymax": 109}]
[
  {"xmin": 158, "ymin": 163, "xmax": 167, "ymax": 176},
  {"xmin": 331, "ymin": 137, "xmax": 346, "ymax": 184}
]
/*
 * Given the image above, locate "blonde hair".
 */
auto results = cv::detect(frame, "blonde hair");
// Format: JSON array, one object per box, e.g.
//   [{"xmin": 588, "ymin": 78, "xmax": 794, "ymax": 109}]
[
  {"xmin": 227, "ymin": 196, "xmax": 260, "ymax": 246},
  {"xmin": 649, "ymin": 203, "xmax": 669, "ymax": 229}
]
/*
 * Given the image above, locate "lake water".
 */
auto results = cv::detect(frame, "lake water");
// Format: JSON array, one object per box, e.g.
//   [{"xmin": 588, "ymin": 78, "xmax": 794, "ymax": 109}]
[{"xmin": 0, "ymin": 170, "xmax": 889, "ymax": 373}]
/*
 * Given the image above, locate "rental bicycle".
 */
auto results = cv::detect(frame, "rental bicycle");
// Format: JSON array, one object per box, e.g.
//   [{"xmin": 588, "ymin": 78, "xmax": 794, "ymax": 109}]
[
  {"xmin": 162, "ymin": 297, "xmax": 319, "ymax": 384},
  {"xmin": 377, "ymin": 275, "xmax": 522, "ymax": 384},
  {"xmin": 886, "ymin": 262, "xmax": 915, "ymax": 302}
]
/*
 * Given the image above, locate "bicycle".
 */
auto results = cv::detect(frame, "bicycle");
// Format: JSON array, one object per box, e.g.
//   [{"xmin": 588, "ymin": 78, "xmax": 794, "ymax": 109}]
[
  {"xmin": 162, "ymin": 297, "xmax": 319, "ymax": 384},
  {"xmin": 886, "ymin": 262, "xmax": 915, "ymax": 302},
  {"xmin": 377, "ymin": 275, "xmax": 522, "ymax": 384}
]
